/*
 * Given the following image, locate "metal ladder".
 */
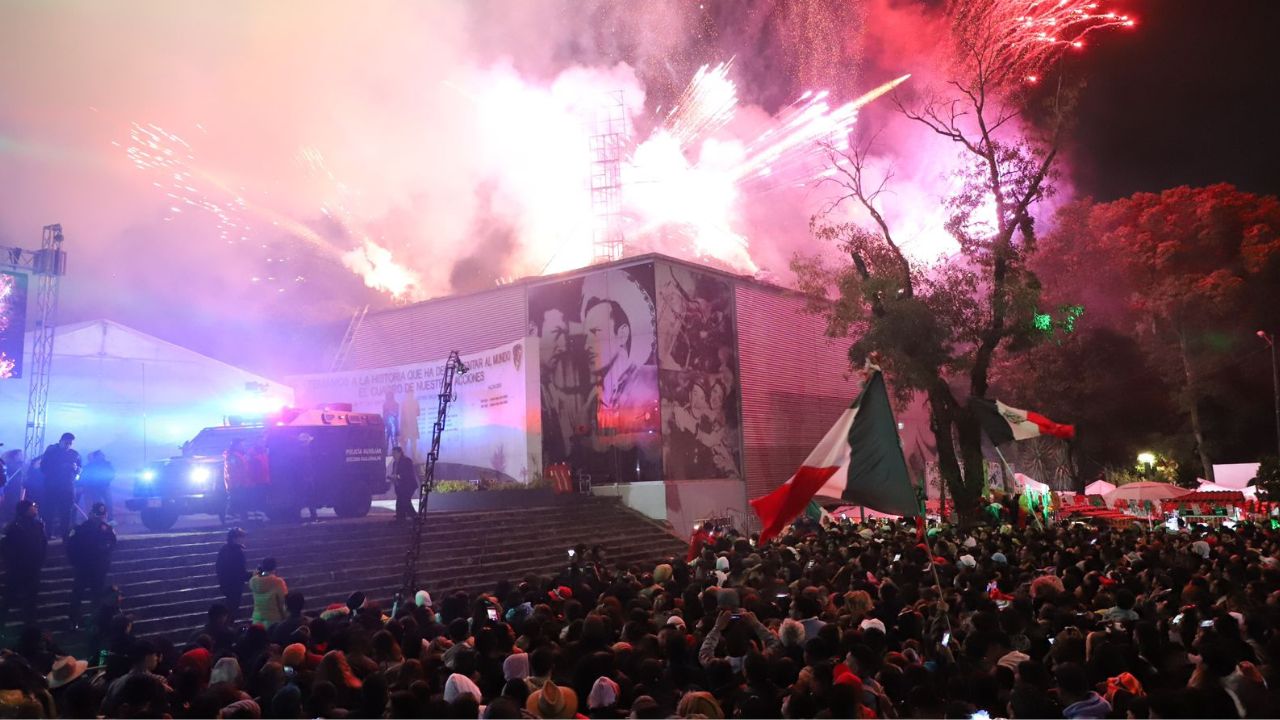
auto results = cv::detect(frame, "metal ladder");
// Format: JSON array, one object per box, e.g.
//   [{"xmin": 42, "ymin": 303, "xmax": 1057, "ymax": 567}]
[{"xmin": 330, "ymin": 304, "xmax": 368, "ymax": 372}]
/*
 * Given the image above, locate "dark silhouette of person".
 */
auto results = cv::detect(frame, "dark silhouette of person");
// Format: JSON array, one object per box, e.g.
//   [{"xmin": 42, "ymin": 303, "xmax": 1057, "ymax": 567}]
[
  {"xmin": 66, "ymin": 501, "xmax": 117, "ymax": 629},
  {"xmin": 40, "ymin": 432, "xmax": 81, "ymax": 539},
  {"xmin": 391, "ymin": 446, "xmax": 416, "ymax": 522},
  {"xmin": 79, "ymin": 450, "xmax": 116, "ymax": 523},
  {"xmin": 0, "ymin": 499, "xmax": 48, "ymax": 633},
  {"xmin": 215, "ymin": 527, "xmax": 251, "ymax": 619}
]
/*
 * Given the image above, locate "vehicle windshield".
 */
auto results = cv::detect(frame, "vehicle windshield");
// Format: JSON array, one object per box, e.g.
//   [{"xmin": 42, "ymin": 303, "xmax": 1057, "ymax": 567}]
[{"xmin": 183, "ymin": 427, "xmax": 264, "ymax": 457}]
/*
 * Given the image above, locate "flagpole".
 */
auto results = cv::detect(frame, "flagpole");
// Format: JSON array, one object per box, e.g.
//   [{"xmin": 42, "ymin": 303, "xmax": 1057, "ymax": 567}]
[
  {"xmin": 918, "ymin": 513, "xmax": 954, "ymax": 643},
  {"xmin": 993, "ymin": 445, "xmax": 1016, "ymax": 494}
]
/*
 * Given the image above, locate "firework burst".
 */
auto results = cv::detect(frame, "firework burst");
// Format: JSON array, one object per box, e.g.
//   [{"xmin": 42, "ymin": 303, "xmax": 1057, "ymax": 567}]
[{"xmin": 950, "ymin": 0, "xmax": 1136, "ymax": 86}]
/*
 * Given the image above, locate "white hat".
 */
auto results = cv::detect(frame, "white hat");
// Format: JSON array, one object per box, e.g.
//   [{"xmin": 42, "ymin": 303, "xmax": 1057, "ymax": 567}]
[
  {"xmin": 963, "ymin": 536, "xmax": 978, "ymax": 549},
  {"xmin": 415, "ymin": 590, "xmax": 432, "ymax": 608},
  {"xmin": 959, "ymin": 554, "xmax": 977, "ymax": 569},
  {"xmin": 859, "ymin": 618, "xmax": 886, "ymax": 634},
  {"xmin": 666, "ymin": 615, "xmax": 687, "ymax": 630}
]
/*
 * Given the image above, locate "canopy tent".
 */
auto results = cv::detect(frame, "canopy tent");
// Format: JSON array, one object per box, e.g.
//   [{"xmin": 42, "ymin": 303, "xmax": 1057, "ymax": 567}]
[
  {"xmin": 1085, "ymin": 479, "xmax": 1117, "ymax": 496},
  {"xmin": 1104, "ymin": 482, "xmax": 1190, "ymax": 511},
  {"xmin": 1198, "ymin": 479, "xmax": 1257, "ymax": 499},
  {"xmin": 1013, "ymin": 472, "xmax": 1051, "ymax": 494},
  {"xmin": 0, "ymin": 319, "xmax": 292, "ymax": 481}
]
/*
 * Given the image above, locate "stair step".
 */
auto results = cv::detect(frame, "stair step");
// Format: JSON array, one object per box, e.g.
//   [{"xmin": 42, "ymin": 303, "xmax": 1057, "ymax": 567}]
[{"xmin": 2, "ymin": 497, "xmax": 686, "ymax": 651}]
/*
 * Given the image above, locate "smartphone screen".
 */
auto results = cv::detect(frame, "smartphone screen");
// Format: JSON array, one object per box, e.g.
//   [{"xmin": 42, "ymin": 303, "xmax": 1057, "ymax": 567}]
[
  {"xmin": 941, "ymin": 631, "xmax": 951, "ymax": 646},
  {"xmin": 487, "ymin": 607, "xmax": 499, "ymax": 621}
]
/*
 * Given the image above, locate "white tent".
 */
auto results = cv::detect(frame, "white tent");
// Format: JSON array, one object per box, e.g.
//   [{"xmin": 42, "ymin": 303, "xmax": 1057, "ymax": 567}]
[
  {"xmin": 0, "ymin": 320, "xmax": 292, "ymax": 483},
  {"xmin": 1211, "ymin": 463, "xmax": 1261, "ymax": 490},
  {"xmin": 1085, "ymin": 479, "xmax": 1117, "ymax": 496},
  {"xmin": 1013, "ymin": 472, "xmax": 1051, "ymax": 493},
  {"xmin": 1198, "ymin": 479, "xmax": 1257, "ymax": 499}
]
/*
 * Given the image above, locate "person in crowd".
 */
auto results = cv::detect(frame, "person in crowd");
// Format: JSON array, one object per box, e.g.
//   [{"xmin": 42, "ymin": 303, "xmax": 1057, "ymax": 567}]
[
  {"xmin": 7, "ymin": 500, "xmax": 1280, "ymax": 720},
  {"xmin": 250, "ymin": 556, "xmax": 288, "ymax": 627},
  {"xmin": 100, "ymin": 638, "xmax": 167, "ymax": 717},
  {"xmin": 215, "ymin": 527, "xmax": 251, "ymax": 619},
  {"xmin": 39, "ymin": 432, "xmax": 80, "ymax": 540},
  {"xmin": 390, "ymin": 445, "xmax": 416, "ymax": 522},
  {"xmin": 78, "ymin": 449, "xmax": 115, "ymax": 523},
  {"xmin": 0, "ymin": 499, "xmax": 48, "ymax": 635},
  {"xmin": 66, "ymin": 501, "xmax": 117, "ymax": 630}
]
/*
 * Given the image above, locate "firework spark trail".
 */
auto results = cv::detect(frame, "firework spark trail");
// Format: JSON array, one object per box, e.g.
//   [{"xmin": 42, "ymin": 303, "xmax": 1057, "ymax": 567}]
[
  {"xmin": 625, "ymin": 74, "xmax": 911, "ymax": 271},
  {"xmin": 734, "ymin": 74, "xmax": 911, "ymax": 191},
  {"xmin": 298, "ymin": 147, "xmax": 425, "ymax": 300},
  {"xmin": 952, "ymin": 0, "xmax": 1135, "ymax": 85},
  {"xmin": 663, "ymin": 60, "xmax": 739, "ymax": 150},
  {"xmin": 124, "ymin": 122, "xmax": 252, "ymax": 245},
  {"xmin": 125, "ymin": 123, "xmax": 424, "ymax": 300}
]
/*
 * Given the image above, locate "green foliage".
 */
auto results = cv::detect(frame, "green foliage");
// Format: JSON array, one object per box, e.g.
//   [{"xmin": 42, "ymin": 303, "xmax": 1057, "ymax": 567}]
[
  {"xmin": 1254, "ymin": 456, "xmax": 1280, "ymax": 501},
  {"xmin": 432, "ymin": 480, "xmax": 474, "ymax": 494}
]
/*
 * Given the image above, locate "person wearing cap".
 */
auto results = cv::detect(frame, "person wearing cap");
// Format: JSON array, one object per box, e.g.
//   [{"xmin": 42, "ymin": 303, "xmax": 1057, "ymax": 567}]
[
  {"xmin": 0, "ymin": 498, "xmax": 48, "ymax": 634},
  {"xmin": 65, "ymin": 501, "xmax": 116, "ymax": 630},
  {"xmin": 101, "ymin": 638, "xmax": 167, "ymax": 716},
  {"xmin": 216, "ymin": 527, "xmax": 251, "ymax": 620},
  {"xmin": 40, "ymin": 432, "xmax": 80, "ymax": 540}
]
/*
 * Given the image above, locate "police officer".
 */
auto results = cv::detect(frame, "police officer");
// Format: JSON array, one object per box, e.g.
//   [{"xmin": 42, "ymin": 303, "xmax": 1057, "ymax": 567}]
[
  {"xmin": 215, "ymin": 527, "xmax": 251, "ymax": 619},
  {"xmin": 40, "ymin": 432, "xmax": 81, "ymax": 539},
  {"xmin": 0, "ymin": 499, "xmax": 48, "ymax": 634},
  {"xmin": 66, "ymin": 501, "xmax": 117, "ymax": 630}
]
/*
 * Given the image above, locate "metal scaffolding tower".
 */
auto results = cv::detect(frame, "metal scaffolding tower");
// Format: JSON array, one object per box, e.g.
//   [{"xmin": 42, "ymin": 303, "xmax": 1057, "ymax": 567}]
[
  {"xmin": 590, "ymin": 91, "xmax": 627, "ymax": 264},
  {"xmin": 1, "ymin": 224, "xmax": 68, "ymax": 463}
]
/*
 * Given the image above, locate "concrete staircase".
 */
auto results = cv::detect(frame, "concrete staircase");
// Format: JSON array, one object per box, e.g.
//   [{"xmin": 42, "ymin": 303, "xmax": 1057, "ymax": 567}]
[{"xmin": 2, "ymin": 496, "xmax": 684, "ymax": 645}]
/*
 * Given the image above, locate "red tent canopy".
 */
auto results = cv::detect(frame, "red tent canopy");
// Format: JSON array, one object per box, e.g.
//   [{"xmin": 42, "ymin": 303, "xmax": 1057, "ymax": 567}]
[{"xmin": 1165, "ymin": 490, "xmax": 1245, "ymax": 505}]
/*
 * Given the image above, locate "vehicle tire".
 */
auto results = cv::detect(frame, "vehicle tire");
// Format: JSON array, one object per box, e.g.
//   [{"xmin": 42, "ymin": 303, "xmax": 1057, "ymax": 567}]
[
  {"xmin": 266, "ymin": 502, "xmax": 301, "ymax": 524},
  {"xmin": 333, "ymin": 489, "xmax": 373, "ymax": 518},
  {"xmin": 140, "ymin": 506, "xmax": 179, "ymax": 532}
]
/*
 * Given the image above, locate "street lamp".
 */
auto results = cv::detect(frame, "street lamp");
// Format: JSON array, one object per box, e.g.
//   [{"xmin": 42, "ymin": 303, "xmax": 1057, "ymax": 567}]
[
  {"xmin": 1258, "ymin": 331, "xmax": 1280, "ymax": 460},
  {"xmin": 1137, "ymin": 452, "xmax": 1156, "ymax": 467}
]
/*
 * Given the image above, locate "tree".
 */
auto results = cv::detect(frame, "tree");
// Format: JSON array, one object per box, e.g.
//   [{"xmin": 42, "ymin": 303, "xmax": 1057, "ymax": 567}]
[
  {"xmin": 792, "ymin": 1, "xmax": 1110, "ymax": 517},
  {"xmin": 990, "ymin": 324, "xmax": 1180, "ymax": 478},
  {"xmin": 1033, "ymin": 185, "xmax": 1280, "ymax": 481}
]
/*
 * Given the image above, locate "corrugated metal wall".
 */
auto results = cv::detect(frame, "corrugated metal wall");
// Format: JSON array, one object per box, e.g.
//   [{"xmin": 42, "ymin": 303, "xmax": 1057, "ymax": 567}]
[
  {"xmin": 346, "ymin": 285, "xmax": 528, "ymax": 370},
  {"xmin": 735, "ymin": 284, "xmax": 861, "ymax": 505}
]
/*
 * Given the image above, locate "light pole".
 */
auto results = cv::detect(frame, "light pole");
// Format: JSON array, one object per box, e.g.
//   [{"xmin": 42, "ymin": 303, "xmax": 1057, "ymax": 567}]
[{"xmin": 1259, "ymin": 331, "xmax": 1280, "ymax": 460}]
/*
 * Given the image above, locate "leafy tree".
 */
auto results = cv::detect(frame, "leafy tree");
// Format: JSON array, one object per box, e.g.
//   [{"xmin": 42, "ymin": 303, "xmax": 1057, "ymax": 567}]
[
  {"xmin": 1254, "ymin": 456, "xmax": 1280, "ymax": 501},
  {"xmin": 1033, "ymin": 185, "xmax": 1280, "ymax": 481},
  {"xmin": 793, "ymin": 2, "xmax": 1086, "ymax": 518}
]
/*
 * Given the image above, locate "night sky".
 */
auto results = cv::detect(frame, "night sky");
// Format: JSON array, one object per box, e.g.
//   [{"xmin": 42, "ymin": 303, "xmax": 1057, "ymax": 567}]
[{"xmin": 1071, "ymin": 0, "xmax": 1280, "ymax": 200}]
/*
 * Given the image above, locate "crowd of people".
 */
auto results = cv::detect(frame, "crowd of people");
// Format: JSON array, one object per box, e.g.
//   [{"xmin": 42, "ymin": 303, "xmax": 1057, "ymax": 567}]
[{"xmin": 0, "ymin": 510, "xmax": 1277, "ymax": 718}]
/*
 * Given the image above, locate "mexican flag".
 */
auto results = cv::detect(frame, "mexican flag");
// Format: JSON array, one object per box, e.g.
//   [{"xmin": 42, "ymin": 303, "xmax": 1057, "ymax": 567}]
[
  {"xmin": 750, "ymin": 370, "xmax": 919, "ymax": 544},
  {"xmin": 971, "ymin": 398, "xmax": 1076, "ymax": 444}
]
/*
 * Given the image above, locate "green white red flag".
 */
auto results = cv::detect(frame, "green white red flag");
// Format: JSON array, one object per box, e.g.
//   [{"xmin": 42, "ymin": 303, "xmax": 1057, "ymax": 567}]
[
  {"xmin": 971, "ymin": 398, "xmax": 1075, "ymax": 444},
  {"xmin": 750, "ymin": 370, "xmax": 919, "ymax": 544}
]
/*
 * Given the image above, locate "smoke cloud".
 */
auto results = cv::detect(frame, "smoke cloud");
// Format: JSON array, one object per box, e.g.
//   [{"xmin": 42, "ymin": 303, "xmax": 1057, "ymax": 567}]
[{"xmin": 0, "ymin": 0, "xmax": 1073, "ymax": 374}]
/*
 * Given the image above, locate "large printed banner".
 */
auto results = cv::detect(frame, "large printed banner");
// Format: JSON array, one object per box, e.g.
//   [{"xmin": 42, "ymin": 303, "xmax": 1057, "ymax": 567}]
[
  {"xmin": 528, "ymin": 264, "xmax": 662, "ymax": 485},
  {"xmin": 288, "ymin": 339, "xmax": 541, "ymax": 484},
  {"xmin": 655, "ymin": 262, "xmax": 741, "ymax": 481}
]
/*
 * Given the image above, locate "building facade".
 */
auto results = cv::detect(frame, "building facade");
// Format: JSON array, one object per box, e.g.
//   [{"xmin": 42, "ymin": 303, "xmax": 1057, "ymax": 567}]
[{"xmin": 337, "ymin": 254, "xmax": 883, "ymax": 535}]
